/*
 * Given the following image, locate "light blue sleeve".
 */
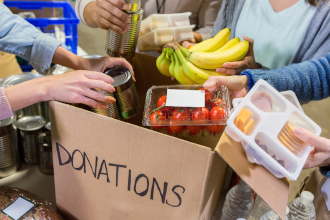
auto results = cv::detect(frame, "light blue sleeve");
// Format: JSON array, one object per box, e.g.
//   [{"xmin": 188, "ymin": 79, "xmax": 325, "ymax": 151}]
[
  {"xmin": 0, "ymin": 3, "xmax": 62, "ymax": 73},
  {"xmin": 240, "ymin": 53, "xmax": 330, "ymax": 102}
]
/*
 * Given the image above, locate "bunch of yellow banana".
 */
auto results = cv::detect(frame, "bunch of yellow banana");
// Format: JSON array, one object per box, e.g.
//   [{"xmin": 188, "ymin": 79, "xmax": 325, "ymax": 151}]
[{"xmin": 156, "ymin": 27, "xmax": 250, "ymax": 84}]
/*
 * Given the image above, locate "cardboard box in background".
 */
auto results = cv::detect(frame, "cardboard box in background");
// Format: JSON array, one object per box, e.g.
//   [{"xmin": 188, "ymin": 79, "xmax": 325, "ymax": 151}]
[{"xmin": 50, "ymin": 53, "xmax": 289, "ymax": 220}]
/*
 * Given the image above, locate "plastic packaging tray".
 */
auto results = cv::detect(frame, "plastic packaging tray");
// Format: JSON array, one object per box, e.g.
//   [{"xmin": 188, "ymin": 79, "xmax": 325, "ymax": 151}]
[
  {"xmin": 143, "ymin": 84, "xmax": 230, "ymax": 125},
  {"xmin": 140, "ymin": 12, "xmax": 191, "ymax": 35},
  {"xmin": 225, "ymin": 79, "xmax": 321, "ymax": 180},
  {"xmin": 138, "ymin": 25, "xmax": 195, "ymax": 50}
]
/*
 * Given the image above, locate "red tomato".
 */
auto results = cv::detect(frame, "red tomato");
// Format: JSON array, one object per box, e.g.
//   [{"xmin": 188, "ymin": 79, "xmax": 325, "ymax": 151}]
[
  {"xmin": 192, "ymin": 107, "xmax": 209, "ymax": 124},
  {"xmin": 210, "ymin": 106, "xmax": 226, "ymax": 120},
  {"xmin": 199, "ymin": 89, "xmax": 213, "ymax": 107},
  {"xmin": 185, "ymin": 125, "xmax": 203, "ymax": 136},
  {"xmin": 211, "ymin": 97, "xmax": 226, "ymax": 107},
  {"xmin": 149, "ymin": 110, "xmax": 167, "ymax": 130},
  {"xmin": 205, "ymin": 125, "xmax": 224, "ymax": 134},
  {"xmin": 166, "ymin": 125, "xmax": 184, "ymax": 135},
  {"xmin": 171, "ymin": 108, "xmax": 190, "ymax": 121},
  {"xmin": 157, "ymin": 95, "xmax": 174, "ymax": 113}
]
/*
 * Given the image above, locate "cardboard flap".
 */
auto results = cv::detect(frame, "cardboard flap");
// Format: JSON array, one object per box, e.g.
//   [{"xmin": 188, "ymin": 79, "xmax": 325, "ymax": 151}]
[
  {"xmin": 50, "ymin": 101, "xmax": 215, "ymax": 220},
  {"xmin": 214, "ymin": 132, "xmax": 289, "ymax": 219}
]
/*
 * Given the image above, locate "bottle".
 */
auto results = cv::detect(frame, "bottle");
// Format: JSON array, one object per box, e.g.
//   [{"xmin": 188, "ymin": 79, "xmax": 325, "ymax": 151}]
[
  {"xmin": 220, "ymin": 179, "xmax": 254, "ymax": 220},
  {"xmin": 260, "ymin": 206, "xmax": 290, "ymax": 220},
  {"xmin": 288, "ymin": 191, "xmax": 316, "ymax": 220},
  {"xmin": 247, "ymin": 195, "xmax": 272, "ymax": 220}
]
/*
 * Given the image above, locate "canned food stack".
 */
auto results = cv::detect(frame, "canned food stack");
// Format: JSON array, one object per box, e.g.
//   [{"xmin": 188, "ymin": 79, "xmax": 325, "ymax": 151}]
[
  {"xmin": 15, "ymin": 116, "xmax": 46, "ymax": 165},
  {"xmin": 37, "ymin": 132, "xmax": 53, "ymax": 174},
  {"xmin": 0, "ymin": 73, "xmax": 50, "ymax": 122},
  {"xmin": 0, "ymin": 117, "xmax": 19, "ymax": 178}
]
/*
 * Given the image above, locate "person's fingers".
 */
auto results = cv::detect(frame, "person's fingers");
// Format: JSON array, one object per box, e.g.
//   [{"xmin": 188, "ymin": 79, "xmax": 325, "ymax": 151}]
[
  {"xmin": 99, "ymin": 7, "xmax": 129, "ymax": 31},
  {"xmin": 83, "ymin": 88, "xmax": 116, "ymax": 104},
  {"xmin": 83, "ymin": 78, "xmax": 116, "ymax": 93},
  {"xmin": 101, "ymin": 0, "xmax": 129, "ymax": 23},
  {"xmin": 82, "ymin": 71, "xmax": 114, "ymax": 84},
  {"xmin": 216, "ymin": 68, "xmax": 238, "ymax": 75},
  {"xmin": 243, "ymin": 36, "xmax": 254, "ymax": 56},
  {"xmin": 104, "ymin": 57, "xmax": 134, "ymax": 75},
  {"xmin": 182, "ymin": 41, "xmax": 192, "ymax": 49},
  {"xmin": 107, "ymin": 0, "xmax": 127, "ymax": 11},
  {"xmin": 223, "ymin": 61, "xmax": 246, "ymax": 69},
  {"xmin": 78, "ymin": 96, "xmax": 108, "ymax": 109},
  {"xmin": 293, "ymin": 127, "xmax": 330, "ymax": 152},
  {"xmin": 204, "ymin": 75, "xmax": 248, "ymax": 92},
  {"xmin": 96, "ymin": 16, "xmax": 124, "ymax": 33}
]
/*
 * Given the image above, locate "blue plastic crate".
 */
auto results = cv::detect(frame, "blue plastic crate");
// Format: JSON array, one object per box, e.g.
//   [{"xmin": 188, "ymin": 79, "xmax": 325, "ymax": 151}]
[{"xmin": 4, "ymin": 1, "xmax": 80, "ymax": 72}]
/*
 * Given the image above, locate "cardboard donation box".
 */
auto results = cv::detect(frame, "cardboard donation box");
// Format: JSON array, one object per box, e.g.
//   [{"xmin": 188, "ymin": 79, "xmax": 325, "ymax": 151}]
[{"xmin": 50, "ymin": 53, "xmax": 290, "ymax": 220}]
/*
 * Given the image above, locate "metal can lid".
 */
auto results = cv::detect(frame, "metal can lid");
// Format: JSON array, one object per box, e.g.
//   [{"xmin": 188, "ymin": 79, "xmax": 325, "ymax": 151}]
[
  {"xmin": 15, "ymin": 116, "xmax": 46, "ymax": 131},
  {"xmin": 104, "ymin": 67, "xmax": 133, "ymax": 92},
  {"xmin": 45, "ymin": 122, "xmax": 51, "ymax": 131},
  {"xmin": 123, "ymin": 0, "xmax": 141, "ymax": 12},
  {"xmin": 0, "ymin": 116, "xmax": 15, "ymax": 136},
  {"xmin": 0, "ymin": 117, "xmax": 15, "ymax": 127},
  {"xmin": 1, "ymin": 73, "xmax": 44, "ymax": 87},
  {"xmin": 37, "ymin": 132, "xmax": 52, "ymax": 147}
]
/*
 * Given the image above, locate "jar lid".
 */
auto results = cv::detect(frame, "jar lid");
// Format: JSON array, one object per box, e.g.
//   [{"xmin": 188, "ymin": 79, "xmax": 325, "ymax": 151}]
[
  {"xmin": 1, "ymin": 73, "xmax": 44, "ymax": 87},
  {"xmin": 0, "ymin": 116, "xmax": 15, "ymax": 136},
  {"xmin": 37, "ymin": 132, "xmax": 52, "ymax": 147},
  {"xmin": 15, "ymin": 116, "xmax": 46, "ymax": 131},
  {"xmin": 104, "ymin": 67, "xmax": 133, "ymax": 92}
]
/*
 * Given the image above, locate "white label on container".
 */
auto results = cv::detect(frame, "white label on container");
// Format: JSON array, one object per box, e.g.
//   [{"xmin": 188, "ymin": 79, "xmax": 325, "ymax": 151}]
[
  {"xmin": 1, "ymin": 197, "xmax": 35, "ymax": 220},
  {"xmin": 321, "ymin": 179, "xmax": 330, "ymax": 211},
  {"xmin": 165, "ymin": 89, "xmax": 205, "ymax": 107}
]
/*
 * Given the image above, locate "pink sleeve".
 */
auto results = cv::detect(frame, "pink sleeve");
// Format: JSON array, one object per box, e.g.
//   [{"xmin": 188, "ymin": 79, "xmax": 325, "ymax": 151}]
[{"xmin": 0, "ymin": 87, "xmax": 14, "ymax": 121}]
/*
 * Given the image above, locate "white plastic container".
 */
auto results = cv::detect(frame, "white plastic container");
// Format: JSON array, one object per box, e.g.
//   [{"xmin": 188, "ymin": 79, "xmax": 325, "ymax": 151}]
[
  {"xmin": 140, "ymin": 12, "xmax": 192, "ymax": 35},
  {"xmin": 226, "ymin": 79, "xmax": 321, "ymax": 180},
  {"xmin": 138, "ymin": 25, "xmax": 195, "ymax": 51}
]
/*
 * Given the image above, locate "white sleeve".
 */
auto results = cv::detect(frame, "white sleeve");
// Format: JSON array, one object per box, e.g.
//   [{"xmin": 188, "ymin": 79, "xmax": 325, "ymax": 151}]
[{"xmin": 75, "ymin": 0, "xmax": 95, "ymax": 25}]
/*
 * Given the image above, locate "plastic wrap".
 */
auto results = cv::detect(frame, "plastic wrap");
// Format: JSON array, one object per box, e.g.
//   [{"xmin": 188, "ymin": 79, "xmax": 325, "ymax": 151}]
[{"xmin": 0, "ymin": 186, "xmax": 63, "ymax": 220}]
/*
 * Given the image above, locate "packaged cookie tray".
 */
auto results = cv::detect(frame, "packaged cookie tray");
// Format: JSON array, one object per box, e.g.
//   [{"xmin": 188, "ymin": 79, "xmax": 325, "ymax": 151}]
[
  {"xmin": 225, "ymin": 79, "xmax": 322, "ymax": 180},
  {"xmin": 142, "ymin": 85, "xmax": 231, "ymax": 136}
]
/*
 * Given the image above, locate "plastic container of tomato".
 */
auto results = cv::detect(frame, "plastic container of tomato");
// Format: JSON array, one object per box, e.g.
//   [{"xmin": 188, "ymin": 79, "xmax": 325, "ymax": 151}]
[{"xmin": 142, "ymin": 85, "xmax": 231, "ymax": 136}]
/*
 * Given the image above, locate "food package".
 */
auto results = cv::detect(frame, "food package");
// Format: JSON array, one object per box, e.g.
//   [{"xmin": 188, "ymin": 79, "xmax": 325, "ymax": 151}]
[
  {"xmin": 0, "ymin": 186, "xmax": 63, "ymax": 220},
  {"xmin": 140, "ymin": 12, "xmax": 191, "ymax": 36},
  {"xmin": 142, "ymin": 84, "xmax": 230, "ymax": 137},
  {"xmin": 226, "ymin": 79, "xmax": 322, "ymax": 180},
  {"xmin": 138, "ymin": 25, "xmax": 195, "ymax": 52}
]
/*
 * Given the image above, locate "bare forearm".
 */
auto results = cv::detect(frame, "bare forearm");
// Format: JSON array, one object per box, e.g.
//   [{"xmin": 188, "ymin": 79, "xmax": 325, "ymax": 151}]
[
  {"xmin": 51, "ymin": 46, "xmax": 84, "ymax": 70},
  {"xmin": 5, "ymin": 77, "xmax": 50, "ymax": 112}
]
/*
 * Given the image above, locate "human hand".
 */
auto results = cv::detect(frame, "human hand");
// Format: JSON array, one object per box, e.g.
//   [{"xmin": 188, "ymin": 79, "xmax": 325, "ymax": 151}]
[
  {"xmin": 216, "ymin": 36, "xmax": 259, "ymax": 75},
  {"xmin": 46, "ymin": 71, "xmax": 116, "ymax": 109},
  {"xmin": 93, "ymin": 0, "xmax": 130, "ymax": 33},
  {"xmin": 293, "ymin": 127, "xmax": 330, "ymax": 169},
  {"xmin": 182, "ymin": 41, "xmax": 196, "ymax": 49},
  {"xmin": 203, "ymin": 75, "xmax": 249, "ymax": 100},
  {"xmin": 80, "ymin": 56, "xmax": 134, "ymax": 75}
]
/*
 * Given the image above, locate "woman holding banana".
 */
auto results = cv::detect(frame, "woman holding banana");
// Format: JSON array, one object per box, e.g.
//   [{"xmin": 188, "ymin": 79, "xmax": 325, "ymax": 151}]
[{"xmin": 183, "ymin": 0, "xmax": 330, "ymax": 75}]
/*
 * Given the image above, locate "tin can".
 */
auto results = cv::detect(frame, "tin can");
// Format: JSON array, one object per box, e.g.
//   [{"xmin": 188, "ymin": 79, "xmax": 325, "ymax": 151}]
[
  {"xmin": 37, "ymin": 132, "xmax": 53, "ymax": 174},
  {"xmin": 0, "ymin": 117, "xmax": 19, "ymax": 178},
  {"xmin": 15, "ymin": 116, "xmax": 46, "ymax": 165},
  {"xmin": 45, "ymin": 122, "xmax": 51, "ymax": 131},
  {"xmin": 103, "ymin": 67, "xmax": 140, "ymax": 119},
  {"xmin": 105, "ymin": 0, "xmax": 143, "ymax": 59}
]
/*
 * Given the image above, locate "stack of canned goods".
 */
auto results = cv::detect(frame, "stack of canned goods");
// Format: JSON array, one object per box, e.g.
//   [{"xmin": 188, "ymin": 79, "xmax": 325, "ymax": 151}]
[
  {"xmin": 14, "ymin": 116, "xmax": 54, "ymax": 175},
  {"xmin": 0, "ymin": 117, "xmax": 19, "ymax": 178}
]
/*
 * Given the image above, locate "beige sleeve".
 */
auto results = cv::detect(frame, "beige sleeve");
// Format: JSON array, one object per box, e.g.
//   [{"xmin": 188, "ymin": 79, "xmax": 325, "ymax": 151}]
[
  {"xmin": 195, "ymin": 0, "xmax": 223, "ymax": 40},
  {"xmin": 75, "ymin": 0, "xmax": 95, "ymax": 24}
]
